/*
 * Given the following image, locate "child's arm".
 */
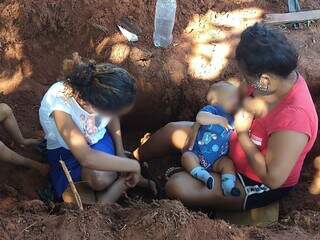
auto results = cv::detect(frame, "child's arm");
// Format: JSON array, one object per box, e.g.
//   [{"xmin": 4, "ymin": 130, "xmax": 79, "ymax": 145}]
[
  {"xmin": 0, "ymin": 103, "xmax": 39, "ymax": 147},
  {"xmin": 0, "ymin": 140, "xmax": 49, "ymax": 175},
  {"xmin": 196, "ymin": 111, "xmax": 229, "ymax": 128},
  {"xmin": 53, "ymin": 111, "xmax": 140, "ymax": 185},
  {"xmin": 107, "ymin": 117, "xmax": 126, "ymax": 157}
]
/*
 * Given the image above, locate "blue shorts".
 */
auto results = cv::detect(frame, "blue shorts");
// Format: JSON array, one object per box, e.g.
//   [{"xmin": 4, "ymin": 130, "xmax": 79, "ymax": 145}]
[
  {"xmin": 192, "ymin": 125, "xmax": 231, "ymax": 170},
  {"xmin": 46, "ymin": 132, "xmax": 115, "ymax": 200}
]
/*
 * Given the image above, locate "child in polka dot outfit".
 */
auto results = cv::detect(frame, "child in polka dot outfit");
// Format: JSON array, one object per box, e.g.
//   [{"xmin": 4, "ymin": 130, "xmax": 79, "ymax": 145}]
[{"xmin": 182, "ymin": 82, "xmax": 240, "ymax": 196}]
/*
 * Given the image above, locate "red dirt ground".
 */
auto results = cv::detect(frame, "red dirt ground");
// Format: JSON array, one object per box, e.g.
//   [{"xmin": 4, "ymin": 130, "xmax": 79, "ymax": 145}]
[{"xmin": 0, "ymin": 0, "xmax": 320, "ymax": 239}]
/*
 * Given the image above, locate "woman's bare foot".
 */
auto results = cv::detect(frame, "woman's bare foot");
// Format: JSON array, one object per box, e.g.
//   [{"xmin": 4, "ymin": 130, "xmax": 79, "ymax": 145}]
[
  {"xmin": 138, "ymin": 176, "xmax": 158, "ymax": 196},
  {"xmin": 148, "ymin": 179, "xmax": 158, "ymax": 196},
  {"xmin": 97, "ymin": 176, "xmax": 128, "ymax": 204}
]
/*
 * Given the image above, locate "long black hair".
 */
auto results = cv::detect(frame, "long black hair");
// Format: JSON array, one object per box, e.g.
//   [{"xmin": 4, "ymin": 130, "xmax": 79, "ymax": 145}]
[{"xmin": 63, "ymin": 53, "xmax": 136, "ymax": 111}]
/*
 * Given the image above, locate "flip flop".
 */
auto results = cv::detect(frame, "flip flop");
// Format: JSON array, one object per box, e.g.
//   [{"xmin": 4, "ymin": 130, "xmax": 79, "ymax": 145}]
[
  {"xmin": 124, "ymin": 150, "xmax": 164, "ymax": 198},
  {"xmin": 36, "ymin": 184, "xmax": 55, "ymax": 209},
  {"xmin": 138, "ymin": 161, "xmax": 164, "ymax": 198}
]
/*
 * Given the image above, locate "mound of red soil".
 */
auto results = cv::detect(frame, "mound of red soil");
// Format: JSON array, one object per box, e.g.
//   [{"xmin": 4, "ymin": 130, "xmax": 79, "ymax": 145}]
[
  {"xmin": 0, "ymin": 0, "xmax": 320, "ymax": 239},
  {"xmin": 1, "ymin": 199, "xmax": 317, "ymax": 240}
]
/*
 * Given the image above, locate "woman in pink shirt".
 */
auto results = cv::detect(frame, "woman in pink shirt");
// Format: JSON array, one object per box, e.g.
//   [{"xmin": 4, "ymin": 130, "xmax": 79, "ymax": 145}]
[{"xmin": 134, "ymin": 24, "xmax": 318, "ymax": 210}]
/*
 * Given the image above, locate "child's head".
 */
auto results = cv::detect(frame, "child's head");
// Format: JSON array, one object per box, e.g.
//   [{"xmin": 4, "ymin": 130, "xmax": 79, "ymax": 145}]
[
  {"xmin": 206, "ymin": 81, "xmax": 239, "ymax": 113},
  {"xmin": 62, "ymin": 53, "xmax": 136, "ymax": 117}
]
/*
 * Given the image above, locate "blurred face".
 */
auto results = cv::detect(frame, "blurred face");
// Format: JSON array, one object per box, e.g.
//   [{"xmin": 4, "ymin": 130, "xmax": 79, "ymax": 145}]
[
  {"xmin": 220, "ymin": 87, "xmax": 239, "ymax": 113},
  {"xmin": 238, "ymin": 65, "xmax": 278, "ymax": 97},
  {"xmin": 83, "ymin": 102, "xmax": 135, "ymax": 118},
  {"xmin": 207, "ymin": 85, "xmax": 239, "ymax": 113}
]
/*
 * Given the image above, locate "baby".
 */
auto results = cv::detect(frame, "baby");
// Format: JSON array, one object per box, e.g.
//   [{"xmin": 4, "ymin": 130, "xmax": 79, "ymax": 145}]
[{"xmin": 182, "ymin": 81, "xmax": 240, "ymax": 196}]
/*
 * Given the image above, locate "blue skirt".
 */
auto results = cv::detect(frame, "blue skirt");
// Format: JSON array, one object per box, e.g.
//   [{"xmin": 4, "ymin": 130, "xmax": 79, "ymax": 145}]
[{"xmin": 46, "ymin": 132, "xmax": 115, "ymax": 200}]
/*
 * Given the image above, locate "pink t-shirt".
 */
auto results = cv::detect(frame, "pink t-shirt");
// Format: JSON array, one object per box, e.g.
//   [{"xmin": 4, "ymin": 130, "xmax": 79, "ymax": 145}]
[{"xmin": 230, "ymin": 75, "xmax": 318, "ymax": 187}]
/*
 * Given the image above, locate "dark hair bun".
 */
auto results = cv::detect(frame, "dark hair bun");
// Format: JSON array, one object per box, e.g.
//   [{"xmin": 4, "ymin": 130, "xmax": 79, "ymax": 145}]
[
  {"xmin": 63, "ymin": 52, "xmax": 96, "ymax": 86},
  {"xmin": 62, "ymin": 52, "xmax": 137, "ymax": 112}
]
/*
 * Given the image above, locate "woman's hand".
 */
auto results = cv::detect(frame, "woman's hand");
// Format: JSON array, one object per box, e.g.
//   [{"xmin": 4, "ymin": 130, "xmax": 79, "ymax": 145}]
[
  {"xmin": 124, "ymin": 168, "xmax": 141, "ymax": 188},
  {"xmin": 234, "ymin": 109, "xmax": 254, "ymax": 133},
  {"xmin": 243, "ymin": 97, "xmax": 268, "ymax": 118}
]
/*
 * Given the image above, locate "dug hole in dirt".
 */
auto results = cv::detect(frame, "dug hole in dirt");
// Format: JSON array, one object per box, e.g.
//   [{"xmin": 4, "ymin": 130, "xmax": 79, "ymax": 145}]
[{"xmin": 0, "ymin": 0, "xmax": 320, "ymax": 239}]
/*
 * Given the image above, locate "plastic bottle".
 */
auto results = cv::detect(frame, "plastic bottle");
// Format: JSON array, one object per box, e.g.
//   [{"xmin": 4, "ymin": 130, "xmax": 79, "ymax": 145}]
[{"xmin": 153, "ymin": 0, "xmax": 177, "ymax": 48}]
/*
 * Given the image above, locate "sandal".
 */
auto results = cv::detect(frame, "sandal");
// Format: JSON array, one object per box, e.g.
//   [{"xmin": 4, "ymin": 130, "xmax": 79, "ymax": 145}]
[
  {"xmin": 139, "ymin": 161, "xmax": 164, "ymax": 198},
  {"xmin": 165, "ymin": 167, "xmax": 183, "ymax": 180}
]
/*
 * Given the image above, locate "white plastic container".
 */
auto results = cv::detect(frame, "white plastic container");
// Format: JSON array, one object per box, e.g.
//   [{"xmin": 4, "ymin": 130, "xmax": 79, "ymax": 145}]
[{"xmin": 153, "ymin": 0, "xmax": 177, "ymax": 48}]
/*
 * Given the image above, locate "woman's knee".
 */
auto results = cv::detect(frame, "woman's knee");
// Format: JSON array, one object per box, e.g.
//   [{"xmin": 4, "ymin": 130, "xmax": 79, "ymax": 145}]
[
  {"xmin": 164, "ymin": 122, "xmax": 192, "ymax": 150},
  {"xmin": 0, "ymin": 103, "xmax": 12, "ymax": 120},
  {"xmin": 84, "ymin": 170, "xmax": 117, "ymax": 191}
]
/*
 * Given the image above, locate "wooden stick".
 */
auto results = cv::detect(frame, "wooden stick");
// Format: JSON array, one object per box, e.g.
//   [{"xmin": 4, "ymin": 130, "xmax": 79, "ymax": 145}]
[
  {"xmin": 59, "ymin": 159, "xmax": 83, "ymax": 210},
  {"xmin": 264, "ymin": 10, "xmax": 320, "ymax": 25}
]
